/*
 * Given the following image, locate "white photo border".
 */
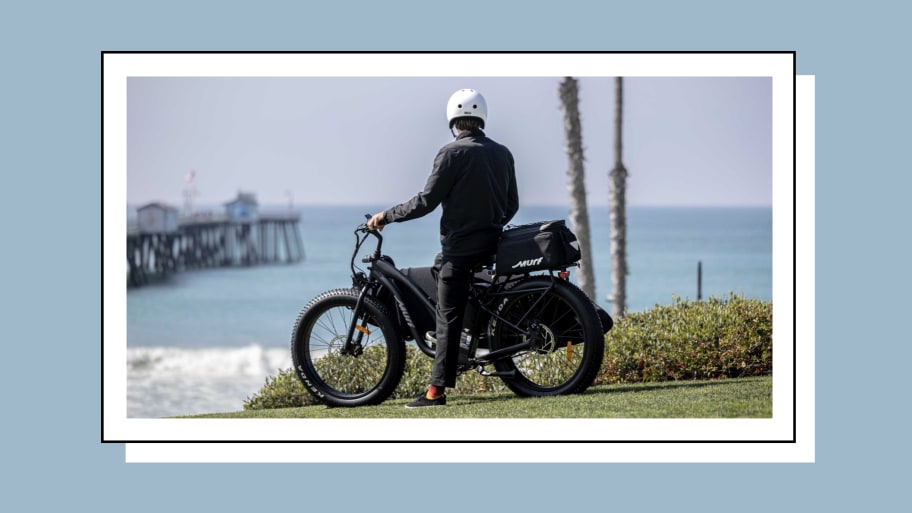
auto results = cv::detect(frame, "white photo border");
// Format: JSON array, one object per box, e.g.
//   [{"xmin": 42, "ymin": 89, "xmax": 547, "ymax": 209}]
[{"xmin": 102, "ymin": 52, "xmax": 813, "ymax": 462}]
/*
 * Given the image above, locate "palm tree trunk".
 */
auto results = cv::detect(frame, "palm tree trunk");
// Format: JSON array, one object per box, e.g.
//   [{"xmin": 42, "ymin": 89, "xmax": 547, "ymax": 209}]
[
  {"xmin": 609, "ymin": 77, "xmax": 628, "ymax": 318},
  {"xmin": 558, "ymin": 77, "xmax": 595, "ymax": 300}
]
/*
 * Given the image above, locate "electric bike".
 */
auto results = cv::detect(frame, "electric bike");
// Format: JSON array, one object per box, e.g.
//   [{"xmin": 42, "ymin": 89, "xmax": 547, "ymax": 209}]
[{"xmin": 290, "ymin": 218, "xmax": 612, "ymax": 407}]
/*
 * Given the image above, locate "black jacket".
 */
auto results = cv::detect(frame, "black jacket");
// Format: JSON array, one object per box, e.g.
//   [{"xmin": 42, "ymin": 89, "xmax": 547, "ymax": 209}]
[{"xmin": 384, "ymin": 129, "xmax": 519, "ymax": 256}]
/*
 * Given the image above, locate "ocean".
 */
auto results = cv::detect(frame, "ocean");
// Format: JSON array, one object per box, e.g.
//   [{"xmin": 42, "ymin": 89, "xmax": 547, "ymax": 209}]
[{"xmin": 124, "ymin": 205, "xmax": 772, "ymax": 417}]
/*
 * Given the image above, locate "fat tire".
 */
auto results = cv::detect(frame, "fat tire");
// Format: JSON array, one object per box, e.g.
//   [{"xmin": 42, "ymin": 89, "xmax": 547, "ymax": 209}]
[
  {"xmin": 291, "ymin": 288, "xmax": 404, "ymax": 407},
  {"xmin": 489, "ymin": 277, "xmax": 604, "ymax": 397}
]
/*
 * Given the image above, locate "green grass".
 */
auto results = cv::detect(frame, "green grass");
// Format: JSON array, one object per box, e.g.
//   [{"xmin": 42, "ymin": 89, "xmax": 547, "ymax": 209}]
[{"xmin": 184, "ymin": 375, "xmax": 771, "ymax": 419}]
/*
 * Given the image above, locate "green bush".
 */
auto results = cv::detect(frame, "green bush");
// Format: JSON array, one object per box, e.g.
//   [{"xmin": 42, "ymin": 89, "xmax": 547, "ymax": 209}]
[
  {"xmin": 244, "ymin": 345, "xmax": 507, "ymax": 410},
  {"xmin": 244, "ymin": 294, "xmax": 772, "ymax": 410},
  {"xmin": 597, "ymin": 294, "xmax": 772, "ymax": 385},
  {"xmin": 243, "ymin": 367, "xmax": 313, "ymax": 410}
]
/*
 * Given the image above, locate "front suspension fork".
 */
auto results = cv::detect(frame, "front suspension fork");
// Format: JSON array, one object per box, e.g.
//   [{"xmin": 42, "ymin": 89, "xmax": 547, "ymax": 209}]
[{"xmin": 343, "ymin": 286, "xmax": 371, "ymax": 355}]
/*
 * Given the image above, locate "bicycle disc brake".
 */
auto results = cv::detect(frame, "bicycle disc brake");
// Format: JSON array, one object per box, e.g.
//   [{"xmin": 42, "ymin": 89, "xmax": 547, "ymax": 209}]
[{"xmin": 526, "ymin": 320, "xmax": 557, "ymax": 353}]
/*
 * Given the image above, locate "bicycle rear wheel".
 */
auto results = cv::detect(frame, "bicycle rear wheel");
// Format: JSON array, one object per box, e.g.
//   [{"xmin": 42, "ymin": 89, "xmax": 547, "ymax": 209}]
[
  {"xmin": 291, "ymin": 288, "xmax": 404, "ymax": 407},
  {"xmin": 488, "ymin": 277, "xmax": 604, "ymax": 396}
]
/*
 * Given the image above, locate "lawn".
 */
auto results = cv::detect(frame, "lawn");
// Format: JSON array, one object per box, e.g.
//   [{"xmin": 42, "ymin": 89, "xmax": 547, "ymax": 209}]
[{"xmin": 187, "ymin": 376, "xmax": 771, "ymax": 419}]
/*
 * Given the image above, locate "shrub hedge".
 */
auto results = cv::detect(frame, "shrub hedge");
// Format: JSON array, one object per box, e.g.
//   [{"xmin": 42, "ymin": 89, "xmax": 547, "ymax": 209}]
[
  {"xmin": 243, "ymin": 294, "xmax": 772, "ymax": 410},
  {"xmin": 597, "ymin": 294, "xmax": 772, "ymax": 385}
]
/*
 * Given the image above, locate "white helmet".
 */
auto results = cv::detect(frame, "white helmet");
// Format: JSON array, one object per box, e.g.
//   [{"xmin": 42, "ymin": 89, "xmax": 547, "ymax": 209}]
[{"xmin": 446, "ymin": 89, "xmax": 487, "ymax": 129}]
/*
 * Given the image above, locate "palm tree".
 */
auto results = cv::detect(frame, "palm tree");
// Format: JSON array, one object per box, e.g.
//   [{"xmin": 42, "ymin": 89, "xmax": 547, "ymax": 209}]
[
  {"xmin": 558, "ymin": 77, "xmax": 595, "ymax": 300},
  {"xmin": 609, "ymin": 77, "xmax": 628, "ymax": 319}
]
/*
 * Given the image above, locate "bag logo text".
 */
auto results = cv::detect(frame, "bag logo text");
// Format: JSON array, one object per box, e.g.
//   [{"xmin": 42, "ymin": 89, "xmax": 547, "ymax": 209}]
[{"xmin": 512, "ymin": 257, "xmax": 544, "ymax": 269}]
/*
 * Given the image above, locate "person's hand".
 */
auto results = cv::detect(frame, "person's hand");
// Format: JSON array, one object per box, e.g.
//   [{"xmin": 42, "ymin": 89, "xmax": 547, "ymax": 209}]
[{"xmin": 367, "ymin": 211, "xmax": 386, "ymax": 232}]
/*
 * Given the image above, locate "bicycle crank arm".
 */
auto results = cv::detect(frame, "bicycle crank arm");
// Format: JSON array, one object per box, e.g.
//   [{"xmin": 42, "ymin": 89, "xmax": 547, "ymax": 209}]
[
  {"xmin": 473, "ymin": 341, "xmax": 532, "ymax": 364},
  {"xmin": 475, "ymin": 367, "xmax": 516, "ymax": 379}
]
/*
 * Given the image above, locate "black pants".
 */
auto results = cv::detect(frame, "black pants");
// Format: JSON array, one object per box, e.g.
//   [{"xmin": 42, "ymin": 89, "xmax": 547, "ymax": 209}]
[{"xmin": 430, "ymin": 252, "xmax": 490, "ymax": 388}]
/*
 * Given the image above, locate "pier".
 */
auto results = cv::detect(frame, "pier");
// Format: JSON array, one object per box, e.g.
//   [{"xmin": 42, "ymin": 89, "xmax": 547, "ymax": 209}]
[{"xmin": 127, "ymin": 194, "xmax": 305, "ymax": 288}]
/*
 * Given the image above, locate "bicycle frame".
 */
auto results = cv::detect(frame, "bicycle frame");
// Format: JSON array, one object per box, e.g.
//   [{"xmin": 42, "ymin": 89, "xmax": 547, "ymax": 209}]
[{"xmin": 345, "ymin": 224, "xmax": 575, "ymax": 370}]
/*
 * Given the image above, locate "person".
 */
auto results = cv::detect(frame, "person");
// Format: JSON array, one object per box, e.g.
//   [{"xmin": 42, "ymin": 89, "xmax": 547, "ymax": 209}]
[{"xmin": 367, "ymin": 88, "xmax": 519, "ymax": 408}]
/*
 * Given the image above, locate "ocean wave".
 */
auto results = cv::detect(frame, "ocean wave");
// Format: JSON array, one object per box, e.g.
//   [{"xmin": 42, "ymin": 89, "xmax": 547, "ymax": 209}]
[
  {"xmin": 127, "ymin": 345, "xmax": 293, "ymax": 377},
  {"xmin": 126, "ymin": 345, "xmax": 293, "ymax": 417}
]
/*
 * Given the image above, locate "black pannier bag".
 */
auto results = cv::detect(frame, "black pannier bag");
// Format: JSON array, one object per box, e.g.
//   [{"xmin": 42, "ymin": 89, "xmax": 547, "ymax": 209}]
[{"xmin": 495, "ymin": 220, "xmax": 582, "ymax": 274}]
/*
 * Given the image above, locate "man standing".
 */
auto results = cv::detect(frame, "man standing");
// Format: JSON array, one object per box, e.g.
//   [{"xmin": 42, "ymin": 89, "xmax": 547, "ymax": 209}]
[{"xmin": 367, "ymin": 88, "xmax": 519, "ymax": 407}]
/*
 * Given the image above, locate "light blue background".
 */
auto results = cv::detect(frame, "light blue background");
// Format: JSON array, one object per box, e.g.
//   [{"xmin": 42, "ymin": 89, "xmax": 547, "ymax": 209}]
[{"xmin": 3, "ymin": 0, "xmax": 907, "ymax": 511}]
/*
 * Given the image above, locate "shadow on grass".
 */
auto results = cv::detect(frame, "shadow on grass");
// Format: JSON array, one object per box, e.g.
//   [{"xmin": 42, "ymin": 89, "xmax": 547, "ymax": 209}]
[
  {"xmin": 448, "ymin": 376, "xmax": 770, "ymax": 406},
  {"xmin": 588, "ymin": 378, "xmax": 758, "ymax": 396}
]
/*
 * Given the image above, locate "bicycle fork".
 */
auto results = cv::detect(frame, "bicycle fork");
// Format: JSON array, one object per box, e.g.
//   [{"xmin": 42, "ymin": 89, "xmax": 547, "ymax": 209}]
[{"xmin": 342, "ymin": 286, "xmax": 372, "ymax": 356}]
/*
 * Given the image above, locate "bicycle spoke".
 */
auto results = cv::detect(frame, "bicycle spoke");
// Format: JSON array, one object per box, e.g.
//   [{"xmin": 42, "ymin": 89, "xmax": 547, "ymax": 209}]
[
  {"xmin": 491, "ymin": 283, "xmax": 597, "ymax": 392},
  {"xmin": 299, "ymin": 301, "xmax": 393, "ymax": 397}
]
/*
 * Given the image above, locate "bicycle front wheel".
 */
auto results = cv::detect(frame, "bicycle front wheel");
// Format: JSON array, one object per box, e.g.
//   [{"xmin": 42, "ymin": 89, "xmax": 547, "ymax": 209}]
[
  {"xmin": 291, "ymin": 288, "xmax": 404, "ymax": 407},
  {"xmin": 488, "ymin": 277, "xmax": 604, "ymax": 396}
]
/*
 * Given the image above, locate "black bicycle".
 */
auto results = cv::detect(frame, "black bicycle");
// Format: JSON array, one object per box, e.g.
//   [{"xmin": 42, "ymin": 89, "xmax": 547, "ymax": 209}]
[{"xmin": 290, "ymin": 218, "xmax": 612, "ymax": 407}]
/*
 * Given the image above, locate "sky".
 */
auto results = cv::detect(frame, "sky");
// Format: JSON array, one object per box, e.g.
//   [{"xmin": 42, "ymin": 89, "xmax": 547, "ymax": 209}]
[{"xmin": 126, "ymin": 76, "xmax": 772, "ymax": 209}]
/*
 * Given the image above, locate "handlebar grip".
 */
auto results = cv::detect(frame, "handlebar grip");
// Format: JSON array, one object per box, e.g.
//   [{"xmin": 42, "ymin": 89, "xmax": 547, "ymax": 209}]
[
  {"xmin": 359, "ymin": 213, "xmax": 376, "ymax": 233},
  {"xmin": 361, "ymin": 255, "xmax": 372, "ymax": 264}
]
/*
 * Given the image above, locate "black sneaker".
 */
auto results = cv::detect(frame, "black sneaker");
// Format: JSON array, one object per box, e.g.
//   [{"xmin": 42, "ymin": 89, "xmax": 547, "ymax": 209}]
[{"xmin": 405, "ymin": 393, "xmax": 446, "ymax": 408}]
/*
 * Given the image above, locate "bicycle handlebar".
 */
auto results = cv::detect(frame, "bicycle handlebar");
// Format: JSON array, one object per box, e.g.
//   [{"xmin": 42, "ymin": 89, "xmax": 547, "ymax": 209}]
[{"xmin": 350, "ymin": 215, "xmax": 384, "ymax": 275}]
